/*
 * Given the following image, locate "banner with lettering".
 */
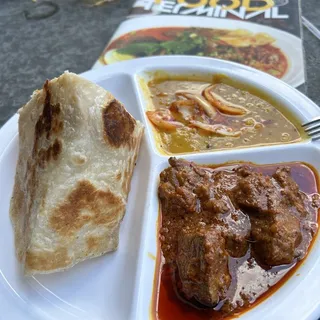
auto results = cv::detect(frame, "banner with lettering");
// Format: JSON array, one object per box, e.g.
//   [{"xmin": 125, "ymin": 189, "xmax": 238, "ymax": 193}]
[{"xmin": 94, "ymin": 0, "xmax": 305, "ymax": 88}]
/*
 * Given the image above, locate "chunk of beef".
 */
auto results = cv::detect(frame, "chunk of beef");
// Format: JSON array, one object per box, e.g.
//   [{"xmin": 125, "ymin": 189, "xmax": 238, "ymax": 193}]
[
  {"xmin": 193, "ymin": 180, "xmax": 230, "ymax": 215},
  {"xmin": 176, "ymin": 227, "xmax": 231, "ymax": 306},
  {"xmin": 233, "ymin": 166, "xmax": 282, "ymax": 214},
  {"xmin": 272, "ymin": 167, "xmax": 318, "ymax": 261},
  {"xmin": 159, "ymin": 158, "xmax": 208, "ymax": 262},
  {"xmin": 202, "ymin": 195, "xmax": 230, "ymax": 214},
  {"xmin": 167, "ymin": 157, "xmax": 208, "ymax": 186},
  {"xmin": 273, "ymin": 167, "xmax": 308, "ymax": 216},
  {"xmin": 220, "ymin": 210, "xmax": 251, "ymax": 258},
  {"xmin": 159, "ymin": 182, "xmax": 199, "ymax": 216},
  {"xmin": 159, "ymin": 157, "xmax": 209, "ymax": 216},
  {"xmin": 232, "ymin": 167, "xmax": 302, "ymax": 266},
  {"xmin": 250, "ymin": 212, "xmax": 302, "ymax": 266},
  {"xmin": 159, "ymin": 159, "xmax": 320, "ymax": 315},
  {"xmin": 212, "ymin": 169, "xmax": 240, "ymax": 193}
]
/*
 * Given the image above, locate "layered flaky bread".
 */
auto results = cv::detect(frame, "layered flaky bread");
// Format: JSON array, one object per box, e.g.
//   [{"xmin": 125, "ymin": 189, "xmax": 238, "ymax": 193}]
[{"xmin": 10, "ymin": 72, "xmax": 144, "ymax": 275}]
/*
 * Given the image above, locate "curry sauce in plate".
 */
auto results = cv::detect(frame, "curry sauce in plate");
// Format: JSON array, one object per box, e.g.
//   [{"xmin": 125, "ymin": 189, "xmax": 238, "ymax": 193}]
[
  {"xmin": 153, "ymin": 159, "xmax": 320, "ymax": 319},
  {"xmin": 145, "ymin": 75, "xmax": 303, "ymax": 154}
]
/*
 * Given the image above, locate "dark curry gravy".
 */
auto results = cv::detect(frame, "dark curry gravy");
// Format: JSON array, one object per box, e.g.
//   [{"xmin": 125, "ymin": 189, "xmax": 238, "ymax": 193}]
[
  {"xmin": 153, "ymin": 162, "xmax": 319, "ymax": 320},
  {"xmin": 147, "ymin": 77, "xmax": 302, "ymax": 154}
]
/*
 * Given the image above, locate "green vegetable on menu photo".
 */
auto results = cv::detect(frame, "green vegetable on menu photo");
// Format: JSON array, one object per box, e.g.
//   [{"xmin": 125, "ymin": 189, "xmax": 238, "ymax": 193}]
[{"xmin": 117, "ymin": 31, "xmax": 205, "ymax": 56}]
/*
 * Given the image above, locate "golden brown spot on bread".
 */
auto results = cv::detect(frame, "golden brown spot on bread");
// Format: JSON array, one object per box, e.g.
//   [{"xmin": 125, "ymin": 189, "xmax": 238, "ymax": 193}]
[
  {"xmin": 52, "ymin": 139, "xmax": 62, "ymax": 160},
  {"xmin": 38, "ymin": 149, "xmax": 48, "ymax": 168},
  {"xmin": 13, "ymin": 81, "xmax": 63, "ymax": 270},
  {"xmin": 28, "ymin": 81, "xmax": 63, "ymax": 208},
  {"xmin": 58, "ymin": 121, "xmax": 64, "ymax": 131},
  {"xmin": 103, "ymin": 100, "xmax": 135, "ymax": 148},
  {"xmin": 38, "ymin": 139, "xmax": 62, "ymax": 168},
  {"xmin": 35, "ymin": 80, "xmax": 52, "ymax": 140},
  {"xmin": 52, "ymin": 118, "xmax": 63, "ymax": 134},
  {"xmin": 116, "ymin": 172, "xmax": 122, "ymax": 181},
  {"xmin": 33, "ymin": 82, "xmax": 63, "ymax": 155},
  {"xmin": 50, "ymin": 180, "xmax": 124, "ymax": 236},
  {"xmin": 26, "ymin": 247, "xmax": 70, "ymax": 272},
  {"xmin": 87, "ymin": 236, "xmax": 99, "ymax": 251}
]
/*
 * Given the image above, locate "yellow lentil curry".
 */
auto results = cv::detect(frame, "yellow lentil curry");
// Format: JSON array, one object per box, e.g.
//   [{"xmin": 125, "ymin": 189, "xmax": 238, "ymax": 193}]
[{"xmin": 145, "ymin": 75, "xmax": 302, "ymax": 154}]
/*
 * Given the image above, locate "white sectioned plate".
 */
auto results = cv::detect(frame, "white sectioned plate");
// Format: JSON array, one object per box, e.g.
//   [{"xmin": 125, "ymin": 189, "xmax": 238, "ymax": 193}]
[{"xmin": 0, "ymin": 56, "xmax": 320, "ymax": 320}]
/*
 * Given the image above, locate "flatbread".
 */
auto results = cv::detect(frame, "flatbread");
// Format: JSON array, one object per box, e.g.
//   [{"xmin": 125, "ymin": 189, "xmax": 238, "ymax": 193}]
[{"xmin": 10, "ymin": 72, "xmax": 144, "ymax": 275}]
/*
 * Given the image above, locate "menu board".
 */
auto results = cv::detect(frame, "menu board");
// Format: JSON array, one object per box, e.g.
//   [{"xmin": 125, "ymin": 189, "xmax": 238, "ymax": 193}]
[{"xmin": 93, "ymin": 0, "xmax": 305, "ymax": 89}]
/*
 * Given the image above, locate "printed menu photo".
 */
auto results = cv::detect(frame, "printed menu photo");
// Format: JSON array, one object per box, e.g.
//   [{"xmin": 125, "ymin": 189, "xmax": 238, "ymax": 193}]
[{"xmin": 94, "ymin": 0, "xmax": 305, "ymax": 89}]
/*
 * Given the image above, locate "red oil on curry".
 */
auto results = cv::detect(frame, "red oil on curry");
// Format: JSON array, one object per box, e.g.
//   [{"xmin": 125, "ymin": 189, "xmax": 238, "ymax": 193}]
[{"xmin": 151, "ymin": 162, "xmax": 320, "ymax": 320}]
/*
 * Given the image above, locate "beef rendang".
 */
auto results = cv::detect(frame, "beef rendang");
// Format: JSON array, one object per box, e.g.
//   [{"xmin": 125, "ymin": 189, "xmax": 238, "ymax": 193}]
[
  {"xmin": 146, "ymin": 76, "xmax": 302, "ymax": 154},
  {"xmin": 155, "ymin": 158, "xmax": 320, "ymax": 319}
]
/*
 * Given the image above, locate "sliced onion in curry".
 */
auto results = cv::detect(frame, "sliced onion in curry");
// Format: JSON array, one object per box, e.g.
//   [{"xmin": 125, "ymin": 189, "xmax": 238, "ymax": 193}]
[
  {"xmin": 190, "ymin": 120, "xmax": 241, "ymax": 137},
  {"xmin": 146, "ymin": 109, "xmax": 184, "ymax": 131},
  {"xmin": 204, "ymin": 85, "xmax": 248, "ymax": 116},
  {"xmin": 175, "ymin": 90, "xmax": 217, "ymax": 119}
]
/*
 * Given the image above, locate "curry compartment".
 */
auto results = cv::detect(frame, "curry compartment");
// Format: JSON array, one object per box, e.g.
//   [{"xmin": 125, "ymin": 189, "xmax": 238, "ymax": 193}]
[
  {"xmin": 131, "ymin": 141, "xmax": 320, "ymax": 320},
  {"xmin": 136, "ymin": 71, "xmax": 306, "ymax": 156},
  {"xmin": 155, "ymin": 158, "xmax": 319, "ymax": 319}
]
